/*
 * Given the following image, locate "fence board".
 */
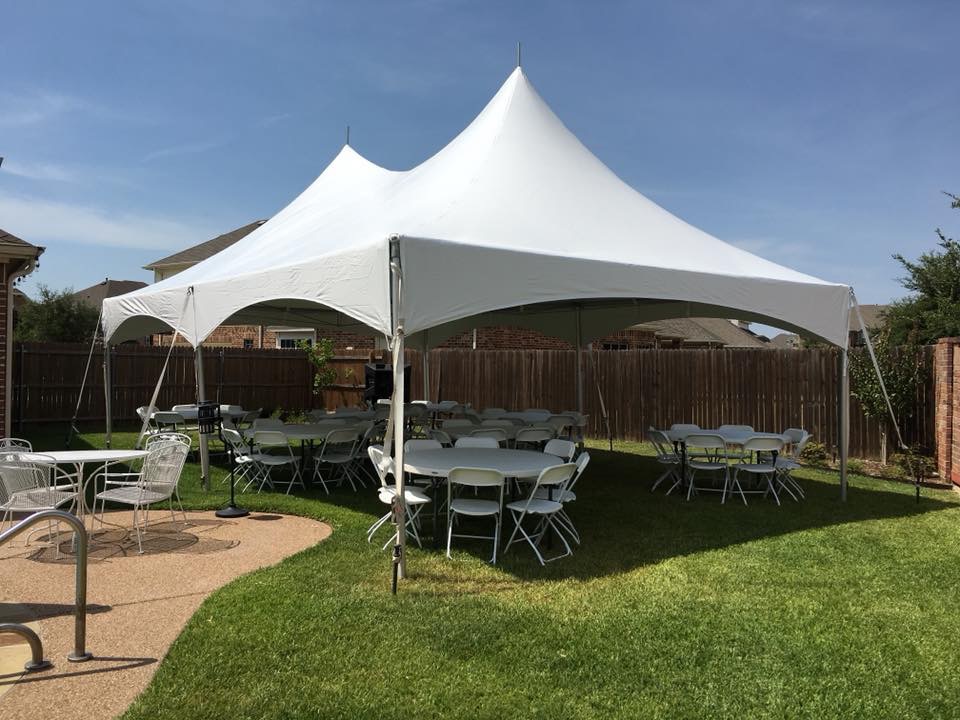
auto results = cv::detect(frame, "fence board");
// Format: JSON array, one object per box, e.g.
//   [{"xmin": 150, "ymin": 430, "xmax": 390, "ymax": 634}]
[{"xmin": 12, "ymin": 343, "xmax": 933, "ymax": 459}]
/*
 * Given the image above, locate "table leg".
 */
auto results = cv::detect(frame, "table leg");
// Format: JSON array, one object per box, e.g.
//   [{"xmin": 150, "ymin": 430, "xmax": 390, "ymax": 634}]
[{"xmin": 432, "ymin": 477, "xmax": 442, "ymax": 549}]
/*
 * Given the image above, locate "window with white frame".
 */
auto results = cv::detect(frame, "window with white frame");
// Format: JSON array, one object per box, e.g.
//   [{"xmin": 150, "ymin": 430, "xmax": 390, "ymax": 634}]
[{"xmin": 274, "ymin": 329, "xmax": 316, "ymax": 350}]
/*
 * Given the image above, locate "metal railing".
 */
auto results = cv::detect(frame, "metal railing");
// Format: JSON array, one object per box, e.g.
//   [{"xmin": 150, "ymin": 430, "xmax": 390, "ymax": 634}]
[{"xmin": 0, "ymin": 509, "xmax": 92, "ymax": 667}]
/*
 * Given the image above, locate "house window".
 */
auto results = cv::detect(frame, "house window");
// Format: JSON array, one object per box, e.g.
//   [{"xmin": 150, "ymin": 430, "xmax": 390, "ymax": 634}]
[
  {"xmin": 601, "ymin": 341, "xmax": 629, "ymax": 351},
  {"xmin": 275, "ymin": 330, "xmax": 315, "ymax": 349},
  {"xmin": 242, "ymin": 339, "xmax": 254, "ymax": 349}
]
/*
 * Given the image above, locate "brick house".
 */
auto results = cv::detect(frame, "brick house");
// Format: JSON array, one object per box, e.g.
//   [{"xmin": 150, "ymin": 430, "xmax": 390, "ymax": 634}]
[
  {"xmin": 0, "ymin": 229, "xmax": 43, "ymax": 437},
  {"xmin": 143, "ymin": 221, "xmax": 769, "ymax": 352}
]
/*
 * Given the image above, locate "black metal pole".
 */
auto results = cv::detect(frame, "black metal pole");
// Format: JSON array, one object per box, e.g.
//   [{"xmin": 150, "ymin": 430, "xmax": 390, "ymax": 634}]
[{"xmin": 215, "ymin": 419, "xmax": 249, "ymax": 519}]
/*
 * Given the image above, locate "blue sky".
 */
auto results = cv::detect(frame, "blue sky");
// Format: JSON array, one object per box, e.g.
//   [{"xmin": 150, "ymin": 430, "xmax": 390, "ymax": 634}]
[{"xmin": 2, "ymin": 0, "xmax": 957, "ymax": 328}]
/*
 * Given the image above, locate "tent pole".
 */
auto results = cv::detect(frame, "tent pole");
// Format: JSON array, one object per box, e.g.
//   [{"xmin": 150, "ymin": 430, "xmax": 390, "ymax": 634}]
[
  {"xmin": 575, "ymin": 306, "xmax": 584, "ymax": 415},
  {"xmin": 421, "ymin": 333, "xmax": 430, "ymax": 402},
  {"xmin": 838, "ymin": 348, "xmax": 849, "ymax": 502},
  {"xmin": 195, "ymin": 344, "xmax": 211, "ymax": 491},
  {"xmin": 389, "ymin": 237, "xmax": 407, "ymax": 582},
  {"xmin": 103, "ymin": 341, "xmax": 112, "ymax": 449}
]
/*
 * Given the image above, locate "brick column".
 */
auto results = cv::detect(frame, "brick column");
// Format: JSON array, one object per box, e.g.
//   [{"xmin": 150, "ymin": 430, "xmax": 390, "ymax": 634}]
[{"xmin": 935, "ymin": 337, "xmax": 960, "ymax": 485}]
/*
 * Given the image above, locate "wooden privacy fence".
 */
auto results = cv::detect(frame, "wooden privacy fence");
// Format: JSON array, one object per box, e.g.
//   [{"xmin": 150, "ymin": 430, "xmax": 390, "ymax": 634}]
[{"xmin": 12, "ymin": 343, "xmax": 933, "ymax": 460}]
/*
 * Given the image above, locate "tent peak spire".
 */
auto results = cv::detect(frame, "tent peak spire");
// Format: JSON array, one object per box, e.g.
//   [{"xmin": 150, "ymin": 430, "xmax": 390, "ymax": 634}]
[
  {"xmin": 345, "ymin": 124, "xmax": 351, "ymax": 146},
  {"xmin": 516, "ymin": 41, "xmax": 521, "ymax": 68}
]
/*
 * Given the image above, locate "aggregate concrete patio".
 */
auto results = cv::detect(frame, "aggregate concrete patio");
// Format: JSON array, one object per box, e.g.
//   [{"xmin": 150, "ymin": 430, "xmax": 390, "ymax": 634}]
[{"xmin": 0, "ymin": 510, "xmax": 331, "ymax": 720}]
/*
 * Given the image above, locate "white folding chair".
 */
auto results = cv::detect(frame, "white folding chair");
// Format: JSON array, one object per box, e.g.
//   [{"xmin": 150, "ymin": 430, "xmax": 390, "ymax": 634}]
[
  {"xmin": 514, "ymin": 426, "xmax": 554, "ymax": 450},
  {"xmin": 220, "ymin": 428, "xmax": 265, "ymax": 493},
  {"xmin": 543, "ymin": 439, "xmax": 576, "ymax": 461},
  {"xmin": 446, "ymin": 467, "xmax": 505, "ymax": 564},
  {"xmin": 647, "ymin": 428, "xmax": 682, "ymax": 492},
  {"xmin": 252, "ymin": 430, "xmax": 304, "ymax": 494},
  {"xmin": 455, "ymin": 436, "xmax": 499, "ymax": 449},
  {"xmin": 469, "ymin": 427, "xmax": 508, "ymax": 446},
  {"xmin": 480, "ymin": 407, "xmax": 508, "ymax": 419},
  {"xmin": 776, "ymin": 428, "xmax": 810, "ymax": 499},
  {"xmin": 427, "ymin": 428, "xmax": 453, "ymax": 447},
  {"xmin": 404, "ymin": 439, "xmax": 443, "ymax": 452},
  {"xmin": 731, "ymin": 436, "xmax": 788, "ymax": 505},
  {"xmin": 534, "ymin": 451, "xmax": 589, "ymax": 544},
  {"xmin": 313, "ymin": 428, "xmax": 361, "ymax": 493},
  {"xmin": 684, "ymin": 433, "xmax": 731, "ymax": 502},
  {"xmin": 504, "ymin": 463, "xmax": 577, "ymax": 565},
  {"xmin": 366, "ymin": 446, "xmax": 431, "ymax": 549}
]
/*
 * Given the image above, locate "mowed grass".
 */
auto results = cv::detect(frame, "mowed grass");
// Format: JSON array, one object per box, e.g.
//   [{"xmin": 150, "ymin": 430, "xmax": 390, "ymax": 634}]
[{"xmin": 24, "ymin": 425, "xmax": 960, "ymax": 719}]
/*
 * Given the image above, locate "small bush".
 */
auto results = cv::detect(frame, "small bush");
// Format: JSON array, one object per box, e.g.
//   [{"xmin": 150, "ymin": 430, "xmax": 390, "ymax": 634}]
[
  {"xmin": 845, "ymin": 458, "xmax": 866, "ymax": 475},
  {"xmin": 800, "ymin": 440, "xmax": 829, "ymax": 464},
  {"xmin": 891, "ymin": 448, "xmax": 936, "ymax": 482}
]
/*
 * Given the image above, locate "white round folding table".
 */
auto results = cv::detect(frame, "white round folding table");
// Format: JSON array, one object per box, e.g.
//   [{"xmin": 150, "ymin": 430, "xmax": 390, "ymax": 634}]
[{"xmin": 403, "ymin": 448, "xmax": 562, "ymax": 547}]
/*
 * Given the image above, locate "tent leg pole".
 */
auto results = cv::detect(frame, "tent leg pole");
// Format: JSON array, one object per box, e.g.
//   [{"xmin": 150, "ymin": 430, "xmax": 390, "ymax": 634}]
[
  {"xmin": 422, "ymin": 335, "xmax": 429, "ymax": 402},
  {"xmin": 195, "ymin": 344, "xmax": 211, "ymax": 491},
  {"xmin": 103, "ymin": 342, "xmax": 112, "ymax": 449},
  {"xmin": 390, "ymin": 237, "xmax": 406, "ymax": 582},
  {"xmin": 575, "ymin": 306, "xmax": 584, "ymax": 416},
  {"xmin": 838, "ymin": 348, "xmax": 849, "ymax": 502}
]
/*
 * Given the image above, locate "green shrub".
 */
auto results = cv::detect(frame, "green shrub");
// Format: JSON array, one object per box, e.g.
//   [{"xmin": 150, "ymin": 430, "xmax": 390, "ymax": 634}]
[
  {"xmin": 800, "ymin": 440, "xmax": 829, "ymax": 464},
  {"xmin": 891, "ymin": 448, "xmax": 936, "ymax": 482},
  {"xmin": 845, "ymin": 458, "xmax": 866, "ymax": 475}
]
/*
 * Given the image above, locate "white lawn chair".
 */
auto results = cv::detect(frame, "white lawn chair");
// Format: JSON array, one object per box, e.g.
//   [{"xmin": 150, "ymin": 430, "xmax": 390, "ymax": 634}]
[
  {"xmin": 731, "ymin": 436, "xmax": 787, "ymax": 505},
  {"xmin": 366, "ymin": 446, "xmax": 431, "ymax": 549},
  {"xmin": 504, "ymin": 463, "xmax": 577, "ymax": 565},
  {"xmin": 427, "ymin": 428, "xmax": 453, "ymax": 447},
  {"xmin": 446, "ymin": 467, "xmax": 505, "ymax": 564},
  {"xmin": 480, "ymin": 407, "xmax": 508, "ymax": 419},
  {"xmin": 0, "ymin": 453, "xmax": 78, "ymax": 549},
  {"xmin": 455, "ymin": 436, "xmax": 499, "ymax": 449},
  {"xmin": 152, "ymin": 411, "xmax": 187, "ymax": 433},
  {"xmin": 0, "ymin": 438, "xmax": 32, "ymax": 451},
  {"xmin": 94, "ymin": 438, "xmax": 189, "ymax": 554},
  {"xmin": 404, "ymin": 439, "xmax": 443, "ymax": 453},
  {"xmin": 221, "ymin": 428, "xmax": 264, "ymax": 493}
]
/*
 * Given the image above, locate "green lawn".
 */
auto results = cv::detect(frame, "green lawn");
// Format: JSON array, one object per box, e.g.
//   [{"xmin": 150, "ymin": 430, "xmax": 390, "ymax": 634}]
[{"xmin": 24, "ymin": 425, "xmax": 960, "ymax": 719}]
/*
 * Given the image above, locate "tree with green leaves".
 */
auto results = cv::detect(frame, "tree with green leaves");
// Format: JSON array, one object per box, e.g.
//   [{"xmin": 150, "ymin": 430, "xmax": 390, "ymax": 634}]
[
  {"xmin": 848, "ymin": 329, "xmax": 926, "ymax": 464},
  {"xmin": 15, "ymin": 285, "xmax": 102, "ymax": 343},
  {"xmin": 300, "ymin": 338, "xmax": 337, "ymax": 397},
  {"xmin": 884, "ymin": 192, "xmax": 960, "ymax": 345}
]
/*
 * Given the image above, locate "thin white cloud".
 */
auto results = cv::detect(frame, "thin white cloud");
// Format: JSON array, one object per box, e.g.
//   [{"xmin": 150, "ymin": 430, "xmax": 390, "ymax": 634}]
[
  {"xmin": 142, "ymin": 137, "xmax": 231, "ymax": 162},
  {"xmin": 1, "ymin": 160, "xmax": 78, "ymax": 183},
  {"xmin": 0, "ymin": 91, "xmax": 83, "ymax": 127},
  {"xmin": 0, "ymin": 192, "xmax": 215, "ymax": 250}
]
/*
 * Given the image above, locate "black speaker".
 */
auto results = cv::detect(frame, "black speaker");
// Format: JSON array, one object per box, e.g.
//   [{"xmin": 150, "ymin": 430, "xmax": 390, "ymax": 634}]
[{"xmin": 364, "ymin": 363, "xmax": 410, "ymax": 403}]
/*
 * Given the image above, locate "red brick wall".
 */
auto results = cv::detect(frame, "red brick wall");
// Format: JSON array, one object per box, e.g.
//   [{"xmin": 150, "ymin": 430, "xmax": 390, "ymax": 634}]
[
  {"xmin": 933, "ymin": 337, "xmax": 960, "ymax": 485},
  {"xmin": 153, "ymin": 324, "xmax": 659, "ymax": 351}
]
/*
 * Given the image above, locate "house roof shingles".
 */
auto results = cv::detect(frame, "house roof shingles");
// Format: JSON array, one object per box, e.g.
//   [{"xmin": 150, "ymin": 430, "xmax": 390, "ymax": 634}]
[
  {"xmin": 144, "ymin": 220, "xmax": 267, "ymax": 270},
  {"xmin": 73, "ymin": 279, "xmax": 148, "ymax": 308},
  {"xmin": 641, "ymin": 317, "xmax": 769, "ymax": 348}
]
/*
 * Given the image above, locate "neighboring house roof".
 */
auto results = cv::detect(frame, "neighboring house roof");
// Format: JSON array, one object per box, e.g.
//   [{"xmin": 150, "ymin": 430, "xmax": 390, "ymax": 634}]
[
  {"xmin": 143, "ymin": 219, "xmax": 267, "ymax": 270},
  {"xmin": 849, "ymin": 304, "xmax": 887, "ymax": 332},
  {"xmin": 0, "ymin": 227, "xmax": 44, "ymax": 261},
  {"xmin": 73, "ymin": 279, "xmax": 148, "ymax": 309},
  {"xmin": 770, "ymin": 332, "xmax": 801, "ymax": 349},
  {"xmin": 639, "ymin": 318, "xmax": 769, "ymax": 348}
]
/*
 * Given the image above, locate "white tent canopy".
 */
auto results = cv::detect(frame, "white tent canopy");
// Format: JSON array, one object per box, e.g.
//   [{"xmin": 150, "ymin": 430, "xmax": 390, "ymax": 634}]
[
  {"xmin": 103, "ymin": 68, "xmax": 851, "ymax": 349},
  {"xmin": 104, "ymin": 67, "xmax": 856, "ymax": 574}
]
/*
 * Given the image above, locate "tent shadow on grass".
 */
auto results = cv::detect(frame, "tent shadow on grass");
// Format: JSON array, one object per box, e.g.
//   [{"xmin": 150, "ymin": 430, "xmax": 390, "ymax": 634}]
[{"xmin": 401, "ymin": 447, "xmax": 959, "ymax": 582}]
